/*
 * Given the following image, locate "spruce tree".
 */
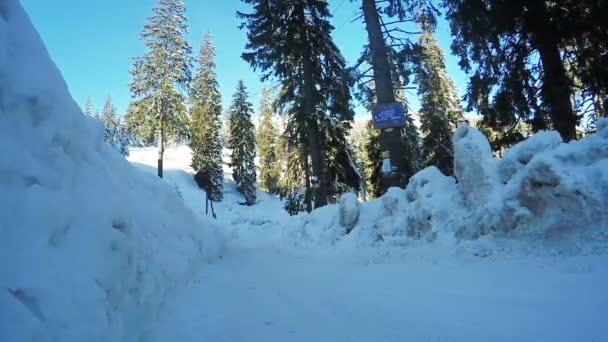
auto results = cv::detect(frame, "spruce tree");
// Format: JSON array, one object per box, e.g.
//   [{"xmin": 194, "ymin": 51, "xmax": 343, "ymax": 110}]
[
  {"xmin": 190, "ymin": 32, "xmax": 224, "ymax": 201},
  {"xmin": 353, "ymin": 0, "xmax": 436, "ymax": 191},
  {"xmin": 351, "ymin": 0, "xmax": 436, "ymax": 195},
  {"xmin": 411, "ymin": 29, "xmax": 463, "ymax": 175},
  {"xmin": 346, "ymin": 121, "xmax": 368, "ymax": 200},
  {"xmin": 277, "ymin": 129, "xmax": 308, "ymax": 215},
  {"xmin": 362, "ymin": 121, "xmax": 383, "ymax": 199},
  {"xmin": 113, "ymin": 123, "xmax": 132, "ymax": 157},
  {"xmin": 556, "ymin": 0, "xmax": 607, "ymax": 132},
  {"xmin": 401, "ymin": 114, "xmax": 422, "ymax": 180},
  {"xmin": 124, "ymin": 99, "xmax": 157, "ymax": 147},
  {"xmin": 257, "ymin": 87, "xmax": 281, "ymax": 195},
  {"xmin": 101, "ymin": 95, "xmax": 119, "ymax": 142},
  {"xmin": 129, "ymin": 0, "xmax": 192, "ymax": 178},
  {"xmin": 239, "ymin": 0, "xmax": 359, "ymax": 209},
  {"xmin": 444, "ymin": 0, "xmax": 591, "ymax": 142},
  {"xmin": 96, "ymin": 96, "xmax": 130, "ymax": 157},
  {"xmin": 227, "ymin": 81, "xmax": 257, "ymax": 205},
  {"xmin": 83, "ymin": 96, "xmax": 95, "ymax": 117}
]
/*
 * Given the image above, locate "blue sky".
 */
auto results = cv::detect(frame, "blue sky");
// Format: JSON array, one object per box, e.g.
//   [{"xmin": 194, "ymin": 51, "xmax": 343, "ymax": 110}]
[{"xmin": 21, "ymin": 0, "xmax": 469, "ymax": 120}]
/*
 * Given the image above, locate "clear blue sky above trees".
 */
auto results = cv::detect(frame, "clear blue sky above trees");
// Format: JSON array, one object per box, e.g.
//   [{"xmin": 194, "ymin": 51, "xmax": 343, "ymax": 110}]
[{"xmin": 22, "ymin": 0, "xmax": 468, "ymax": 119}]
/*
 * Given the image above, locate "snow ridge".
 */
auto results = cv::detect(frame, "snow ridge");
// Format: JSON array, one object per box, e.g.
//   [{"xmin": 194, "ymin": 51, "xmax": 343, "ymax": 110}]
[
  {"xmin": 0, "ymin": 1, "xmax": 223, "ymax": 341},
  {"xmin": 286, "ymin": 121, "xmax": 608, "ymax": 255}
]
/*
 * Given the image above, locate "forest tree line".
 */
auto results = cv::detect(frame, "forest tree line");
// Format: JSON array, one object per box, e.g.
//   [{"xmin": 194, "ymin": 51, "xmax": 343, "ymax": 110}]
[{"xmin": 87, "ymin": 0, "xmax": 607, "ymax": 214}]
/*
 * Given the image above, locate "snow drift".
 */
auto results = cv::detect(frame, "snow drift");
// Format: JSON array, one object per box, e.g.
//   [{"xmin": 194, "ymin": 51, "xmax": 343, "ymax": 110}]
[
  {"xmin": 286, "ymin": 121, "xmax": 608, "ymax": 253},
  {"xmin": 0, "ymin": 1, "xmax": 223, "ymax": 341}
]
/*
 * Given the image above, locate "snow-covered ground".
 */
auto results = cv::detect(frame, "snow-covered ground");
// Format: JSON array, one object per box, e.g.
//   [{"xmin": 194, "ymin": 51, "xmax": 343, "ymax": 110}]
[
  {"xmin": 3, "ymin": 0, "xmax": 608, "ymax": 341},
  {"xmin": 128, "ymin": 146, "xmax": 289, "ymax": 246},
  {"xmin": 147, "ymin": 248, "xmax": 607, "ymax": 342},
  {"xmin": 0, "ymin": 2, "xmax": 222, "ymax": 341},
  {"xmin": 130, "ymin": 144, "xmax": 608, "ymax": 342}
]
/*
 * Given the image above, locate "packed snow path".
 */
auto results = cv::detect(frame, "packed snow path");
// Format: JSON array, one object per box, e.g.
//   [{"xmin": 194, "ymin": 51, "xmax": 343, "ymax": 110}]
[
  {"xmin": 128, "ymin": 146, "xmax": 608, "ymax": 342},
  {"xmin": 147, "ymin": 245, "xmax": 607, "ymax": 342}
]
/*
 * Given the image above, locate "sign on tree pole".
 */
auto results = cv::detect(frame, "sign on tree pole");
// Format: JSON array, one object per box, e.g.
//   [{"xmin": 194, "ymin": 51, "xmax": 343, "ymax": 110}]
[
  {"xmin": 372, "ymin": 102, "xmax": 406, "ymax": 129},
  {"xmin": 372, "ymin": 102, "xmax": 407, "ymax": 178}
]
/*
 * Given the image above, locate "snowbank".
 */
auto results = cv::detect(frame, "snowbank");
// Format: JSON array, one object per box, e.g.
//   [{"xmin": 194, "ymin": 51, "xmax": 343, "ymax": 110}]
[
  {"xmin": 284, "ymin": 121, "xmax": 608, "ymax": 254},
  {"xmin": 0, "ymin": 2, "xmax": 223, "ymax": 341}
]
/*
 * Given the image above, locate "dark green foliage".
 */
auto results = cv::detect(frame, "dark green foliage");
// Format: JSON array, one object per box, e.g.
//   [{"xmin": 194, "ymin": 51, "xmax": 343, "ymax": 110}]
[
  {"xmin": 257, "ymin": 87, "xmax": 281, "ymax": 195},
  {"xmin": 324, "ymin": 121, "xmax": 362, "ymax": 203},
  {"xmin": 278, "ymin": 133, "xmax": 308, "ymax": 215},
  {"xmin": 129, "ymin": 0, "xmax": 192, "ymax": 175},
  {"xmin": 228, "ymin": 81, "xmax": 257, "ymax": 205},
  {"xmin": 352, "ymin": 0, "xmax": 436, "ymax": 195},
  {"xmin": 101, "ymin": 95, "xmax": 119, "ymax": 142},
  {"xmin": 362, "ymin": 121, "xmax": 383, "ymax": 199},
  {"xmin": 443, "ymin": 0, "xmax": 607, "ymax": 144},
  {"xmin": 190, "ymin": 33, "xmax": 224, "ymax": 201},
  {"xmin": 409, "ymin": 30, "xmax": 463, "ymax": 175},
  {"xmin": 444, "ymin": 0, "xmax": 550, "ymax": 146},
  {"xmin": 124, "ymin": 99, "xmax": 157, "ymax": 147},
  {"xmin": 239, "ymin": 0, "xmax": 360, "ymax": 209},
  {"xmin": 400, "ymin": 114, "xmax": 422, "ymax": 180},
  {"xmin": 97, "ymin": 95, "xmax": 131, "ymax": 157},
  {"xmin": 557, "ymin": 0, "xmax": 608, "ymax": 132}
]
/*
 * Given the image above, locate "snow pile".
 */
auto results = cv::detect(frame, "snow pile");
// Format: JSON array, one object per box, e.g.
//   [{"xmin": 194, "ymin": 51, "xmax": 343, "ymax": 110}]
[
  {"xmin": 0, "ymin": 2, "xmax": 223, "ymax": 341},
  {"xmin": 338, "ymin": 193, "xmax": 360, "ymax": 233},
  {"xmin": 498, "ymin": 123, "xmax": 608, "ymax": 239},
  {"xmin": 453, "ymin": 123, "xmax": 505, "ymax": 236},
  {"xmin": 404, "ymin": 166, "xmax": 468, "ymax": 239},
  {"xmin": 285, "ymin": 121, "xmax": 608, "ymax": 252},
  {"xmin": 497, "ymin": 131, "xmax": 563, "ymax": 183}
]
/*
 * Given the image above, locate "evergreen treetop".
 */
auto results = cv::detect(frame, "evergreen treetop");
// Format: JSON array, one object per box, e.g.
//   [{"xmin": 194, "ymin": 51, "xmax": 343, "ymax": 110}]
[
  {"xmin": 411, "ymin": 29, "xmax": 463, "ymax": 175},
  {"xmin": 129, "ymin": 0, "xmax": 193, "ymax": 177},
  {"xmin": 257, "ymin": 87, "xmax": 281, "ymax": 195},
  {"xmin": 228, "ymin": 80, "xmax": 257, "ymax": 205},
  {"xmin": 190, "ymin": 32, "xmax": 224, "ymax": 201},
  {"xmin": 239, "ymin": 0, "xmax": 358, "ymax": 208}
]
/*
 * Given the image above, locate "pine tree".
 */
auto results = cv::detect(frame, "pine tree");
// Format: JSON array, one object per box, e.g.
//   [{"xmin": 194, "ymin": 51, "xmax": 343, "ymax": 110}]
[
  {"xmin": 346, "ymin": 121, "xmax": 368, "ymax": 200},
  {"xmin": 99, "ymin": 95, "xmax": 130, "ymax": 157},
  {"xmin": 239, "ymin": 0, "xmax": 359, "ymax": 209},
  {"xmin": 101, "ymin": 95, "xmax": 119, "ymax": 142},
  {"xmin": 351, "ymin": 0, "xmax": 436, "ymax": 195},
  {"xmin": 353, "ymin": 0, "xmax": 436, "ymax": 191},
  {"xmin": 190, "ymin": 32, "xmax": 224, "ymax": 201},
  {"xmin": 124, "ymin": 99, "xmax": 157, "ymax": 147},
  {"xmin": 444, "ymin": 0, "xmax": 587, "ymax": 143},
  {"xmin": 362, "ymin": 121, "xmax": 383, "ymax": 199},
  {"xmin": 257, "ymin": 87, "xmax": 281, "ymax": 195},
  {"xmin": 277, "ymin": 131, "xmax": 308, "ymax": 215},
  {"xmin": 411, "ymin": 29, "xmax": 463, "ymax": 175},
  {"xmin": 227, "ymin": 81, "xmax": 257, "ymax": 205},
  {"xmin": 83, "ymin": 96, "xmax": 95, "ymax": 117},
  {"xmin": 401, "ymin": 114, "xmax": 422, "ymax": 180},
  {"xmin": 129, "ymin": 0, "xmax": 192, "ymax": 178},
  {"xmin": 113, "ymin": 123, "xmax": 132, "ymax": 157},
  {"xmin": 557, "ymin": 0, "xmax": 607, "ymax": 132}
]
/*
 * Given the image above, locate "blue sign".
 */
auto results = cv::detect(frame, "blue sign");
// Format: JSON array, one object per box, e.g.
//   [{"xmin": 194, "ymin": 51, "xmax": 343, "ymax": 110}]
[{"xmin": 372, "ymin": 102, "xmax": 406, "ymax": 129}]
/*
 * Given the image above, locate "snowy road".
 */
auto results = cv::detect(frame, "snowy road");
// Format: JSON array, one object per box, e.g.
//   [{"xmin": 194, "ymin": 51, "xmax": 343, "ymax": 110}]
[
  {"xmin": 127, "ymin": 147, "xmax": 608, "ymax": 342},
  {"xmin": 147, "ymin": 244, "xmax": 608, "ymax": 342}
]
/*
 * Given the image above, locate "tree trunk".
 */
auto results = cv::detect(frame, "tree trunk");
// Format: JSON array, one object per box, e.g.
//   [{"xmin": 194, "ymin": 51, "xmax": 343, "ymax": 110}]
[
  {"xmin": 361, "ymin": 0, "xmax": 408, "ymax": 189},
  {"xmin": 527, "ymin": 0, "xmax": 577, "ymax": 141},
  {"xmin": 594, "ymin": 93, "xmax": 606, "ymax": 119},
  {"xmin": 303, "ymin": 151, "xmax": 313, "ymax": 213},
  {"xmin": 302, "ymin": 52, "xmax": 328, "ymax": 208},
  {"xmin": 157, "ymin": 111, "xmax": 164, "ymax": 178}
]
